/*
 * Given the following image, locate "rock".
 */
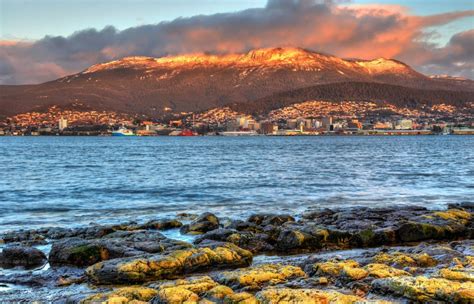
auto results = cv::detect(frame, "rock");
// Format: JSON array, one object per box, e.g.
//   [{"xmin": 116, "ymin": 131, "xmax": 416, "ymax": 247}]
[
  {"xmin": 224, "ymin": 292, "xmax": 258, "ymax": 304},
  {"xmin": 86, "ymin": 242, "xmax": 253, "ymax": 284},
  {"xmin": 275, "ymin": 229, "xmax": 321, "ymax": 251},
  {"xmin": 149, "ymin": 276, "xmax": 237, "ymax": 303},
  {"xmin": 311, "ymin": 259, "xmax": 411, "ymax": 282},
  {"xmin": 195, "ymin": 229, "xmax": 273, "ymax": 253},
  {"xmin": 180, "ymin": 212, "xmax": 220, "ymax": 234},
  {"xmin": 82, "ymin": 286, "xmax": 158, "ymax": 304},
  {"xmin": 140, "ymin": 219, "xmax": 183, "ymax": 230},
  {"xmin": 438, "ymin": 268, "xmax": 474, "ymax": 282},
  {"xmin": 372, "ymin": 276, "xmax": 474, "ymax": 303},
  {"xmin": 248, "ymin": 214, "xmax": 295, "ymax": 226},
  {"xmin": 214, "ymin": 264, "xmax": 306, "ymax": 290},
  {"xmin": 373, "ymin": 252, "xmax": 437, "ymax": 268},
  {"xmin": 255, "ymin": 288, "xmax": 362, "ymax": 304},
  {"xmin": 49, "ymin": 231, "xmax": 191, "ymax": 267},
  {"xmin": 312, "ymin": 260, "xmax": 368, "ymax": 281},
  {"xmin": 0, "ymin": 246, "xmax": 47, "ymax": 268},
  {"xmin": 363, "ymin": 263, "xmax": 411, "ymax": 278},
  {"xmin": 150, "ymin": 276, "xmax": 217, "ymax": 303}
]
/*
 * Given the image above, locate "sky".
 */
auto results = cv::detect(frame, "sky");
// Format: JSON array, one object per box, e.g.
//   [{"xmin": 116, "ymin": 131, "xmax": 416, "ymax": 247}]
[{"xmin": 0, "ymin": 0, "xmax": 473, "ymax": 84}]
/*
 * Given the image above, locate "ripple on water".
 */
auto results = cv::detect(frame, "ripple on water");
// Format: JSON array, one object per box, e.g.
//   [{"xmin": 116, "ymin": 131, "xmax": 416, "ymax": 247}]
[{"xmin": 0, "ymin": 136, "xmax": 473, "ymax": 232}]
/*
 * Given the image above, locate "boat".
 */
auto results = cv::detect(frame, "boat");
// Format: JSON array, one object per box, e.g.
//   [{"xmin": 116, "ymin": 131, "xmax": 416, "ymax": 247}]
[
  {"xmin": 219, "ymin": 130, "xmax": 258, "ymax": 136},
  {"xmin": 178, "ymin": 129, "xmax": 196, "ymax": 136},
  {"xmin": 112, "ymin": 128, "xmax": 135, "ymax": 136}
]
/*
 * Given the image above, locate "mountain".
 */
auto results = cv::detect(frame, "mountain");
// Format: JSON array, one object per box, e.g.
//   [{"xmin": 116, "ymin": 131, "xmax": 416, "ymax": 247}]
[
  {"xmin": 1, "ymin": 47, "xmax": 473, "ymax": 117},
  {"xmin": 231, "ymin": 82, "xmax": 474, "ymax": 115}
]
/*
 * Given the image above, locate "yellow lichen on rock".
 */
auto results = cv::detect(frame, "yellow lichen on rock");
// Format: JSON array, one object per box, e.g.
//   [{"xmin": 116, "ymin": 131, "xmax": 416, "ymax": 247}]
[
  {"xmin": 81, "ymin": 286, "xmax": 158, "ymax": 304},
  {"xmin": 439, "ymin": 268, "xmax": 474, "ymax": 282},
  {"xmin": 223, "ymin": 292, "xmax": 258, "ymax": 304},
  {"xmin": 372, "ymin": 276, "xmax": 474, "ymax": 303},
  {"xmin": 205, "ymin": 285, "xmax": 234, "ymax": 300},
  {"xmin": 433, "ymin": 209, "xmax": 471, "ymax": 222},
  {"xmin": 153, "ymin": 276, "xmax": 237, "ymax": 303},
  {"xmin": 373, "ymin": 252, "xmax": 436, "ymax": 267},
  {"xmin": 255, "ymin": 288, "xmax": 362, "ymax": 304},
  {"xmin": 313, "ymin": 260, "xmax": 367, "ymax": 281},
  {"xmin": 364, "ymin": 263, "xmax": 411, "ymax": 278},
  {"xmin": 215, "ymin": 264, "xmax": 306, "ymax": 289}
]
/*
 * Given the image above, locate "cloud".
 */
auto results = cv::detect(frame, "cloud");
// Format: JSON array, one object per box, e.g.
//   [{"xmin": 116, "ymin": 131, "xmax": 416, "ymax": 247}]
[
  {"xmin": 416, "ymin": 29, "xmax": 474, "ymax": 78},
  {"xmin": 0, "ymin": 0, "xmax": 473, "ymax": 84}
]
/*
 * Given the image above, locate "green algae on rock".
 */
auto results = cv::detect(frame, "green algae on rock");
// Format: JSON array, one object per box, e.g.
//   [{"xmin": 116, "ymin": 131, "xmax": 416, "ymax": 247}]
[
  {"xmin": 213, "ymin": 264, "xmax": 306, "ymax": 290},
  {"xmin": 86, "ymin": 242, "xmax": 253, "ymax": 284}
]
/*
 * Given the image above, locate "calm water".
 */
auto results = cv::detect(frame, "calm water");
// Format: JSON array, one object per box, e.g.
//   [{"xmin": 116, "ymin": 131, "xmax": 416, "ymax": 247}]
[{"xmin": 0, "ymin": 136, "xmax": 473, "ymax": 233}]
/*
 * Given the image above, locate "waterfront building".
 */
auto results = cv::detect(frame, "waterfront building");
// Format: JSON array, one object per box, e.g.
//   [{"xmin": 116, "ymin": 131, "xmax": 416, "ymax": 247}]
[
  {"xmin": 395, "ymin": 119, "xmax": 413, "ymax": 130},
  {"xmin": 58, "ymin": 117, "xmax": 68, "ymax": 130},
  {"xmin": 322, "ymin": 116, "xmax": 333, "ymax": 129}
]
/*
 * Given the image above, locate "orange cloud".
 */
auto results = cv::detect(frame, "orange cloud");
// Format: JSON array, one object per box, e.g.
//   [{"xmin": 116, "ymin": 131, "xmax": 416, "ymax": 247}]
[{"xmin": 1, "ymin": 0, "xmax": 473, "ymax": 84}]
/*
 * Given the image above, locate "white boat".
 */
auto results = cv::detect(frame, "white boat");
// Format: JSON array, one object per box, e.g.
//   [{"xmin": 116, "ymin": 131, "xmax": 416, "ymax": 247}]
[
  {"xmin": 220, "ymin": 130, "xmax": 258, "ymax": 136},
  {"xmin": 112, "ymin": 128, "xmax": 135, "ymax": 136}
]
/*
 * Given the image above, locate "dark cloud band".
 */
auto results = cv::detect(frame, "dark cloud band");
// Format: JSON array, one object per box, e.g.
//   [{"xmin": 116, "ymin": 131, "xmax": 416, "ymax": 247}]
[{"xmin": 0, "ymin": 0, "xmax": 473, "ymax": 84}]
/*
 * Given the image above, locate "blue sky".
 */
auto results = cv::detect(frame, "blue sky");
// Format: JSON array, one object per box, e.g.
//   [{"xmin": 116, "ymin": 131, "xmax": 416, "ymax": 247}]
[{"xmin": 1, "ymin": 0, "xmax": 473, "ymax": 45}]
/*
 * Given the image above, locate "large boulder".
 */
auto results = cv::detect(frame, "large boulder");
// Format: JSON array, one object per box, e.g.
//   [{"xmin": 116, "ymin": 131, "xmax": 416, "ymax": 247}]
[
  {"xmin": 49, "ymin": 230, "xmax": 191, "ymax": 267},
  {"xmin": 0, "ymin": 246, "xmax": 47, "ymax": 269},
  {"xmin": 247, "ymin": 214, "xmax": 295, "ymax": 226},
  {"xmin": 180, "ymin": 212, "xmax": 220, "ymax": 234},
  {"xmin": 86, "ymin": 242, "xmax": 253, "ymax": 284}
]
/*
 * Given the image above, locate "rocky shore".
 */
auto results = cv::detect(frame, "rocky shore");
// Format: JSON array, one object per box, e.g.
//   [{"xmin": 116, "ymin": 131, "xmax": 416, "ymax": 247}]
[{"xmin": 0, "ymin": 204, "xmax": 473, "ymax": 303}]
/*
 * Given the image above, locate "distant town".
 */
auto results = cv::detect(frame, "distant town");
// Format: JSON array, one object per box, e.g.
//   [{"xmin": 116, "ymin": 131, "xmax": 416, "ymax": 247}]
[{"xmin": 1, "ymin": 101, "xmax": 473, "ymax": 136}]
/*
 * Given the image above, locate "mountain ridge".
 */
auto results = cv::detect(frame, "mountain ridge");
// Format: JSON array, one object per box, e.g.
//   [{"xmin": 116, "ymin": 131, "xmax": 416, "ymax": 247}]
[{"xmin": 1, "ymin": 47, "xmax": 473, "ymax": 118}]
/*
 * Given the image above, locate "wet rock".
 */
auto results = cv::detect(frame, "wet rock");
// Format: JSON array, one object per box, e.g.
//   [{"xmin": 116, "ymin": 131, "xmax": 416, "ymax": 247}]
[
  {"xmin": 373, "ymin": 252, "xmax": 437, "ymax": 268},
  {"xmin": 275, "ymin": 229, "xmax": 322, "ymax": 251},
  {"xmin": 248, "ymin": 214, "xmax": 295, "ymax": 226},
  {"xmin": 0, "ymin": 246, "xmax": 47, "ymax": 269},
  {"xmin": 139, "ymin": 219, "xmax": 183, "ymax": 230},
  {"xmin": 82, "ymin": 286, "xmax": 158, "ymax": 304},
  {"xmin": 255, "ymin": 288, "xmax": 362, "ymax": 303},
  {"xmin": 49, "ymin": 231, "xmax": 191, "ymax": 267},
  {"xmin": 213, "ymin": 264, "xmax": 306, "ymax": 290},
  {"xmin": 195, "ymin": 229, "xmax": 273, "ymax": 253},
  {"xmin": 180, "ymin": 212, "xmax": 220, "ymax": 234},
  {"xmin": 226, "ymin": 220, "xmax": 262, "ymax": 233},
  {"xmin": 86, "ymin": 242, "xmax": 253, "ymax": 284},
  {"xmin": 372, "ymin": 276, "xmax": 474, "ymax": 303}
]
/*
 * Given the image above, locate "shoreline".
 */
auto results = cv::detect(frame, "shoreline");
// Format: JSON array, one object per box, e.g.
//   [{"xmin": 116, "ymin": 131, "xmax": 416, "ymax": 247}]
[{"xmin": 1, "ymin": 204, "xmax": 473, "ymax": 303}]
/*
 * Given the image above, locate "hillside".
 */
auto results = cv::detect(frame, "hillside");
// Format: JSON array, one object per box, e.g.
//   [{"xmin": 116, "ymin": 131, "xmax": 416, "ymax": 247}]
[
  {"xmin": 0, "ymin": 47, "xmax": 473, "ymax": 118},
  {"xmin": 230, "ymin": 82, "xmax": 474, "ymax": 115}
]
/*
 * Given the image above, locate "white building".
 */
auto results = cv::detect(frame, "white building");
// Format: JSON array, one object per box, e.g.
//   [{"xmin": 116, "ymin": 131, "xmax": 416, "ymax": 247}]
[
  {"xmin": 395, "ymin": 119, "xmax": 413, "ymax": 130},
  {"xmin": 58, "ymin": 117, "xmax": 68, "ymax": 130}
]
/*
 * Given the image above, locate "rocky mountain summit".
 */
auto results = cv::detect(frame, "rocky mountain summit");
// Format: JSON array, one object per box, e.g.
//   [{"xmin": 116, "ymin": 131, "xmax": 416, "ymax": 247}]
[{"xmin": 1, "ymin": 47, "xmax": 472, "ymax": 118}]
